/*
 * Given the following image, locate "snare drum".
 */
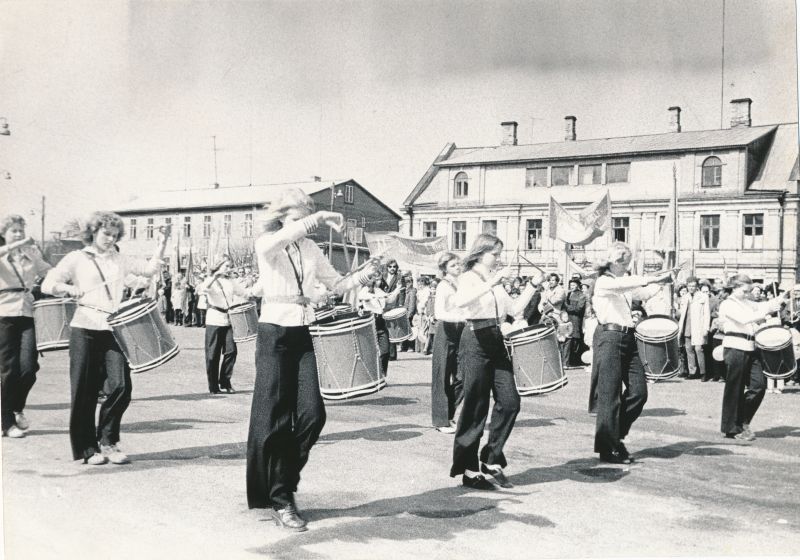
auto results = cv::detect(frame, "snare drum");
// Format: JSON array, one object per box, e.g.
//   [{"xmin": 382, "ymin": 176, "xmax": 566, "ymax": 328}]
[
  {"xmin": 32, "ymin": 297, "xmax": 76, "ymax": 351},
  {"xmin": 755, "ymin": 326, "xmax": 797, "ymax": 380},
  {"xmin": 383, "ymin": 307, "xmax": 412, "ymax": 343},
  {"xmin": 314, "ymin": 306, "xmax": 336, "ymax": 323},
  {"xmin": 635, "ymin": 315, "xmax": 680, "ymax": 381},
  {"xmin": 309, "ymin": 312, "xmax": 385, "ymax": 400},
  {"xmin": 334, "ymin": 303, "xmax": 352, "ymax": 316},
  {"xmin": 228, "ymin": 302, "xmax": 258, "ymax": 343},
  {"xmin": 504, "ymin": 324, "xmax": 567, "ymax": 396},
  {"xmin": 106, "ymin": 298, "xmax": 180, "ymax": 373}
]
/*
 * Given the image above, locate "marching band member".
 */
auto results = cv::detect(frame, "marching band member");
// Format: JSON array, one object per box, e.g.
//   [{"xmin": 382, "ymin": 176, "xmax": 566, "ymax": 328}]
[
  {"xmin": 538, "ymin": 273, "xmax": 565, "ymax": 317},
  {"xmin": 0, "ymin": 215, "xmax": 52, "ymax": 438},
  {"xmin": 718, "ymin": 274, "xmax": 787, "ymax": 441},
  {"xmin": 431, "ymin": 252, "xmax": 464, "ymax": 434},
  {"xmin": 591, "ymin": 243, "xmax": 672, "ymax": 464},
  {"xmin": 450, "ymin": 234, "xmax": 541, "ymax": 490},
  {"xmin": 41, "ymin": 211, "xmax": 169, "ymax": 465},
  {"xmin": 358, "ymin": 275, "xmax": 391, "ymax": 376},
  {"xmin": 246, "ymin": 188, "xmax": 376, "ymax": 532},
  {"xmin": 381, "ymin": 259, "xmax": 405, "ymax": 362},
  {"xmin": 196, "ymin": 256, "xmax": 254, "ymax": 394}
]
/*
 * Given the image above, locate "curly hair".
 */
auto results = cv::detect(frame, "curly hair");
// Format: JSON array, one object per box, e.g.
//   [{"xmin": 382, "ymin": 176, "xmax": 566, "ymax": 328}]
[
  {"xmin": 437, "ymin": 252, "xmax": 459, "ymax": 276},
  {"xmin": 82, "ymin": 211, "xmax": 125, "ymax": 245},
  {"xmin": 593, "ymin": 242, "xmax": 632, "ymax": 275},
  {"xmin": 0, "ymin": 214, "xmax": 26, "ymax": 238},
  {"xmin": 462, "ymin": 234, "xmax": 503, "ymax": 271}
]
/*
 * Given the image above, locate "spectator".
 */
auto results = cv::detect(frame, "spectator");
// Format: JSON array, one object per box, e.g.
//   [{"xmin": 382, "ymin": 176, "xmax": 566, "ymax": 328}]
[{"xmin": 677, "ymin": 277, "xmax": 711, "ymax": 381}]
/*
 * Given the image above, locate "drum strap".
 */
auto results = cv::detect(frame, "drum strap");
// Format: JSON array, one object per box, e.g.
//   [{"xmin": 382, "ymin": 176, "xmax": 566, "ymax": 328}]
[
  {"xmin": 7, "ymin": 255, "xmax": 28, "ymax": 291},
  {"xmin": 212, "ymin": 278, "xmax": 232, "ymax": 309},
  {"xmin": 441, "ymin": 277, "xmax": 457, "ymax": 292},
  {"xmin": 473, "ymin": 270, "xmax": 500, "ymax": 322},
  {"xmin": 83, "ymin": 251, "xmax": 114, "ymax": 303},
  {"xmin": 0, "ymin": 287, "xmax": 27, "ymax": 294},
  {"xmin": 284, "ymin": 242, "xmax": 304, "ymax": 296}
]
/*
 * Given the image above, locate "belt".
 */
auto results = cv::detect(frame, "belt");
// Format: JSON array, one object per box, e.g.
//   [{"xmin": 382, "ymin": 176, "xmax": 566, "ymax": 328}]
[
  {"xmin": 209, "ymin": 305, "xmax": 229, "ymax": 313},
  {"xmin": 0, "ymin": 287, "xmax": 28, "ymax": 294},
  {"xmin": 600, "ymin": 323, "xmax": 634, "ymax": 334},
  {"xmin": 261, "ymin": 295, "xmax": 311, "ymax": 305},
  {"xmin": 466, "ymin": 318, "xmax": 500, "ymax": 331},
  {"xmin": 725, "ymin": 332, "xmax": 754, "ymax": 342}
]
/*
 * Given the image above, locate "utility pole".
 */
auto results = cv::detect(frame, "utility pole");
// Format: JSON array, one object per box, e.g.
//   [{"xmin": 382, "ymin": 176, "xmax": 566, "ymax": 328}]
[
  {"xmin": 40, "ymin": 196, "xmax": 46, "ymax": 251},
  {"xmin": 720, "ymin": 0, "xmax": 726, "ymax": 128},
  {"xmin": 212, "ymin": 135, "xmax": 220, "ymax": 188}
]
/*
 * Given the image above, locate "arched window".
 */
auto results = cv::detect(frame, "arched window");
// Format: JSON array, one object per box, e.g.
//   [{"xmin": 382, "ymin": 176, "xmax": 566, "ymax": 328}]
[
  {"xmin": 701, "ymin": 156, "xmax": 722, "ymax": 187},
  {"xmin": 453, "ymin": 172, "xmax": 469, "ymax": 198}
]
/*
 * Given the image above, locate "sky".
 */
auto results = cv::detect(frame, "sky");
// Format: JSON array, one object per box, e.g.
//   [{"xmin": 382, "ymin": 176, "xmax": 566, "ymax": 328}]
[{"xmin": 0, "ymin": 0, "xmax": 797, "ymax": 239}]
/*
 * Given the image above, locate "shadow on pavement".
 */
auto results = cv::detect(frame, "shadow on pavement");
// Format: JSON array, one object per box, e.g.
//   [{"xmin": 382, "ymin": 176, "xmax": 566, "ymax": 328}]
[
  {"xmin": 122, "ymin": 417, "xmax": 238, "ymax": 433},
  {"xmin": 26, "ymin": 402, "xmax": 70, "ymax": 411},
  {"xmin": 326, "ymin": 396, "xmax": 419, "ymax": 407},
  {"xmin": 513, "ymin": 417, "xmax": 563, "ymax": 429},
  {"xmin": 755, "ymin": 425, "xmax": 800, "ymax": 439},
  {"xmin": 639, "ymin": 407, "xmax": 687, "ymax": 417},
  {"xmin": 319, "ymin": 423, "xmax": 424, "ymax": 443},
  {"xmin": 635, "ymin": 440, "xmax": 736, "ymax": 460},
  {"xmin": 133, "ymin": 391, "xmax": 253, "ymax": 402},
  {"xmin": 128, "ymin": 441, "xmax": 246, "ymax": 462}
]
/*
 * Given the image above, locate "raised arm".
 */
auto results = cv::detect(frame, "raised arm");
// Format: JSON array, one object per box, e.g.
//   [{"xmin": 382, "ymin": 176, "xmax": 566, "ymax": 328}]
[{"xmin": 41, "ymin": 252, "xmax": 82, "ymax": 297}]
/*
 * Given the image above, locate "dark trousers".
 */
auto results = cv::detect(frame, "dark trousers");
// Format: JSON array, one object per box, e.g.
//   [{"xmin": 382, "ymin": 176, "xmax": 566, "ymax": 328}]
[
  {"xmin": 451, "ymin": 325, "xmax": 520, "ymax": 476},
  {"xmin": 593, "ymin": 329, "xmax": 648, "ymax": 454},
  {"xmin": 708, "ymin": 337, "xmax": 724, "ymax": 380},
  {"xmin": 431, "ymin": 321, "xmax": 464, "ymax": 428},
  {"xmin": 174, "ymin": 309, "xmax": 183, "ymax": 326},
  {"xmin": 69, "ymin": 328, "xmax": 131, "ymax": 460},
  {"xmin": 374, "ymin": 315, "xmax": 390, "ymax": 376},
  {"xmin": 561, "ymin": 337, "xmax": 581, "ymax": 367},
  {"xmin": 205, "ymin": 325, "xmax": 237, "ymax": 391},
  {"xmin": 247, "ymin": 323, "xmax": 326, "ymax": 509},
  {"xmin": 194, "ymin": 309, "xmax": 206, "ymax": 327},
  {"xmin": 721, "ymin": 348, "xmax": 766, "ymax": 434},
  {"xmin": 0, "ymin": 316, "xmax": 40, "ymax": 431}
]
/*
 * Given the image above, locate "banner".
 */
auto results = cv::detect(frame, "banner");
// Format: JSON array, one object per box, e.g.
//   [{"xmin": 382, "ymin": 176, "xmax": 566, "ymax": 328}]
[
  {"xmin": 655, "ymin": 193, "xmax": 676, "ymax": 253},
  {"xmin": 549, "ymin": 192, "xmax": 611, "ymax": 245},
  {"xmin": 364, "ymin": 232, "xmax": 447, "ymax": 272}
]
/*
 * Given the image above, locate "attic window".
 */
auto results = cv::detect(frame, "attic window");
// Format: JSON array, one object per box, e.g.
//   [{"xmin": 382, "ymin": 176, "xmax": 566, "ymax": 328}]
[
  {"xmin": 702, "ymin": 156, "xmax": 722, "ymax": 187},
  {"xmin": 453, "ymin": 172, "xmax": 469, "ymax": 198}
]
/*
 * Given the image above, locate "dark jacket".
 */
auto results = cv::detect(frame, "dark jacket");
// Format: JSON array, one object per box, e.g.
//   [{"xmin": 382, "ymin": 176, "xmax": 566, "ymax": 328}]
[
  {"xmin": 523, "ymin": 289, "xmax": 543, "ymax": 326},
  {"xmin": 564, "ymin": 288, "xmax": 586, "ymax": 338}
]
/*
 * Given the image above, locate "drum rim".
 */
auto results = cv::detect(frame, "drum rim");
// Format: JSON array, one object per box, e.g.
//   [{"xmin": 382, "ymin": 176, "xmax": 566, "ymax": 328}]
[
  {"xmin": 319, "ymin": 378, "xmax": 387, "ymax": 400},
  {"xmin": 309, "ymin": 312, "xmax": 374, "ymax": 332},
  {"xmin": 232, "ymin": 334, "xmax": 257, "ymax": 343},
  {"xmin": 128, "ymin": 344, "xmax": 180, "ymax": 373},
  {"xmin": 36, "ymin": 340, "xmax": 70, "ymax": 351},
  {"xmin": 504, "ymin": 323, "xmax": 555, "ymax": 343},
  {"xmin": 754, "ymin": 325, "xmax": 792, "ymax": 349},
  {"xmin": 107, "ymin": 298, "xmax": 159, "ymax": 324},
  {"xmin": 228, "ymin": 302, "xmax": 256, "ymax": 313},
  {"xmin": 635, "ymin": 314, "xmax": 678, "ymax": 334},
  {"xmin": 33, "ymin": 297, "xmax": 76, "ymax": 307},
  {"xmin": 383, "ymin": 308, "xmax": 408, "ymax": 319}
]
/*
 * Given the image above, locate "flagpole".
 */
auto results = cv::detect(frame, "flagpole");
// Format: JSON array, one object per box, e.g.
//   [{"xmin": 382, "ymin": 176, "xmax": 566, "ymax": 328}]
[{"xmin": 670, "ymin": 163, "xmax": 679, "ymax": 311}]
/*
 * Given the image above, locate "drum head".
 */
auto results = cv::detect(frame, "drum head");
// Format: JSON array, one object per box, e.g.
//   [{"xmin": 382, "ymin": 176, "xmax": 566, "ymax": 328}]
[
  {"xmin": 229, "ymin": 302, "xmax": 254, "ymax": 313},
  {"xmin": 108, "ymin": 298, "xmax": 153, "ymax": 322},
  {"xmin": 581, "ymin": 350, "xmax": 592, "ymax": 364},
  {"xmin": 505, "ymin": 323, "xmax": 552, "ymax": 341},
  {"xmin": 712, "ymin": 345, "xmax": 725, "ymax": 362},
  {"xmin": 636, "ymin": 316, "xmax": 678, "ymax": 338},
  {"xmin": 383, "ymin": 308, "xmax": 407, "ymax": 320},
  {"xmin": 755, "ymin": 326, "xmax": 791, "ymax": 349},
  {"xmin": 792, "ymin": 328, "xmax": 800, "ymax": 359}
]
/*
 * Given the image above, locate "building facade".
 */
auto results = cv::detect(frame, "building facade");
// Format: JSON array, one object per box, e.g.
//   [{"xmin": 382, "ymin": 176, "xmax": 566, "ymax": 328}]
[
  {"xmin": 115, "ymin": 178, "xmax": 401, "ymax": 274},
  {"xmin": 403, "ymin": 100, "xmax": 799, "ymax": 285}
]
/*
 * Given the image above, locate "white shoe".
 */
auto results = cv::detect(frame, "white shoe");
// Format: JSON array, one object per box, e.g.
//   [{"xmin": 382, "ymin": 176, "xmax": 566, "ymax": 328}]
[
  {"xmin": 3, "ymin": 425, "xmax": 25, "ymax": 438},
  {"xmin": 14, "ymin": 412, "xmax": 29, "ymax": 431},
  {"xmin": 100, "ymin": 443, "xmax": 131, "ymax": 464},
  {"xmin": 436, "ymin": 425, "xmax": 456, "ymax": 434},
  {"xmin": 85, "ymin": 452, "xmax": 107, "ymax": 465}
]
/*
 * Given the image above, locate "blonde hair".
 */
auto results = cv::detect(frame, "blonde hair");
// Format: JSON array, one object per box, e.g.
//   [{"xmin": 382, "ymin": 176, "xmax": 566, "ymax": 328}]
[
  {"xmin": 262, "ymin": 187, "xmax": 316, "ymax": 231},
  {"xmin": 82, "ymin": 211, "xmax": 125, "ymax": 245},
  {"xmin": 593, "ymin": 242, "xmax": 632, "ymax": 275},
  {"xmin": 462, "ymin": 234, "xmax": 503, "ymax": 271},
  {"xmin": 0, "ymin": 214, "xmax": 26, "ymax": 238},
  {"xmin": 437, "ymin": 252, "xmax": 459, "ymax": 276}
]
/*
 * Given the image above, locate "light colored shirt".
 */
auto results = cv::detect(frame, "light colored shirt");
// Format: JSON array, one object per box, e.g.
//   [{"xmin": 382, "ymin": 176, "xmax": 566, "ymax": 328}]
[
  {"xmin": 42, "ymin": 247, "xmax": 162, "ymax": 331},
  {"xmin": 0, "ymin": 248, "xmax": 51, "ymax": 317},
  {"xmin": 433, "ymin": 278, "xmax": 465, "ymax": 323},
  {"xmin": 254, "ymin": 217, "xmax": 367, "ymax": 327},
  {"xmin": 539, "ymin": 284, "xmax": 566, "ymax": 314},
  {"xmin": 718, "ymin": 295, "xmax": 784, "ymax": 351},
  {"xmin": 453, "ymin": 268, "xmax": 535, "ymax": 321},
  {"xmin": 197, "ymin": 276, "xmax": 252, "ymax": 327},
  {"xmin": 592, "ymin": 273, "xmax": 661, "ymax": 328},
  {"xmin": 358, "ymin": 286, "xmax": 387, "ymax": 315}
]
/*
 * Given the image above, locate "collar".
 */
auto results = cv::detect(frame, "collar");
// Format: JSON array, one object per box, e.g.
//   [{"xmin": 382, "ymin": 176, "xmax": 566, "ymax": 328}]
[{"xmin": 84, "ymin": 246, "xmax": 118, "ymax": 259}]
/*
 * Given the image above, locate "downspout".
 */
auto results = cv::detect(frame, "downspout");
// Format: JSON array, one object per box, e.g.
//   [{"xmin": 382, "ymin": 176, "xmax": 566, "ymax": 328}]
[
  {"xmin": 406, "ymin": 205, "xmax": 414, "ymax": 236},
  {"xmin": 777, "ymin": 190, "xmax": 787, "ymax": 284}
]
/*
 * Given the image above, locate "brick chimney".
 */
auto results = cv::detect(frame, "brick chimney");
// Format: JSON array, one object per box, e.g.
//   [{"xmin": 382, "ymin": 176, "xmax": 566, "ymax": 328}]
[
  {"xmin": 730, "ymin": 98, "xmax": 752, "ymax": 128},
  {"xmin": 668, "ymin": 106, "xmax": 681, "ymax": 133},
  {"xmin": 501, "ymin": 121, "xmax": 518, "ymax": 146},
  {"xmin": 564, "ymin": 116, "xmax": 576, "ymax": 141}
]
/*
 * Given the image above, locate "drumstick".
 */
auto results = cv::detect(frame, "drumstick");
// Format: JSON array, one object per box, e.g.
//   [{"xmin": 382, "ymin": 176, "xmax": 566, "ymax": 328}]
[{"xmin": 517, "ymin": 253, "xmax": 547, "ymax": 274}]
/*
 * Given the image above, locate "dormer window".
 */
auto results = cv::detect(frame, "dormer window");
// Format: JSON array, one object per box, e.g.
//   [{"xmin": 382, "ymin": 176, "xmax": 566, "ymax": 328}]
[
  {"xmin": 702, "ymin": 156, "xmax": 722, "ymax": 187},
  {"xmin": 454, "ymin": 172, "xmax": 469, "ymax": 198}
]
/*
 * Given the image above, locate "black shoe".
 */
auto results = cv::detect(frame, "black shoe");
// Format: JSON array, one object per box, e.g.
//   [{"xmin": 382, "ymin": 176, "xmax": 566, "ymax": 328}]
[
  {"xmin": 209, "ymin": 388, "xmax": 222, "ymax": 395},
  {"xmin": 480, "ymin": 463, "xmax": 513, "ymax": 488},
  {"xmin": 270, "ymin": 503, "xmax": 307, "ymax": 532},
  {"xmin": 599, "ymin": 450, "xmax": 632, "ymax": 464},
  {"xmin": 222, "ymin": 386, "xmax": 236, "ymax": 394},
  {"xmin": 461, "ymin": 474, "xmax": 496, "ymax": 490},
  {"xmin": 701, "ymin": 377, "xmax": 710, "ymax": 382}
]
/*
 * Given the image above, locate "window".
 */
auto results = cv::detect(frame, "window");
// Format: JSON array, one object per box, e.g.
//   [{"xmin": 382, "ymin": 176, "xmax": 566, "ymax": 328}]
[
  {"xmin": 606, "ymin": 162, "xmax": 630, "ymax": 183},
  {"xmin": 551, "ymin": 166, "xmax": 573, "ymax": 186},
  {"xmin": 346, "ymin": 218, "xmax": 360, "ymax": 243},
  {"xmin": 612, "ymin": 217, "xmax": 629, "ymax": 242},
  {"xmin": 164, "ymin": 217, "xmax": 172, "ymax": 229},
  {"xmin": 452, "ymin": 221, "xmax": 467, "ymax": 250},
  {"xmin": 146, "ymin": 218, "xmax": 154, "ymax": 240},
  {"xmin": 361, "ymin": 217, "xmax": 366, "ymax": 228},
  {"xmin": 481, "ymin": 220, "xmax": 497, "ymax": 237},
  {"xmin": 422, "ymin": 221, "xmax": 437, "ymax": 238},
  {"xmin": 743, "ymin": 213, "xmax": 763, "ymax": 249},
  {"xmin": 345, "ymin": 184, "xmax": 354, "ymax": 204},
  {"xmin": 453, "ymin": 172, "xmax": 469, "ymax": 198},
  {"xmin": 223, "ymin": 214, "xmax": 232, "ymax": 237},
  {"xmin": 183, "ymin": 216, "xmax": 191, "ymax": 237},
  {"xmin": 203, "ymin": 215, "xmax": 212, "ymax": 238},
  {"xmin": 579, "ymin": 164, "xmax": 601, "ymax": 185},
  {"xmin": 700, "ymin": 214, "xmax": 720, "ymax": 249},
  {"xmin": 525, "ymin": 167, "xmax": 547, "ymax": 188},
  {"xmin": 243, "ymin": 213, "xmax": 253, "ymax": 237},
  {"xmin": 129, "ymin": 218, "xmax": 137, "ymax": 240},
  {"xmin": 658, "ymin": 215, "xmax": 666, "ymax": 232},
  {"xmin": 526, "ymin": 219, "xmax": 542, "ymax": 250},
  {"xmin": 701, "ymin": 156, "xmax": 722, "ymax": 187}
]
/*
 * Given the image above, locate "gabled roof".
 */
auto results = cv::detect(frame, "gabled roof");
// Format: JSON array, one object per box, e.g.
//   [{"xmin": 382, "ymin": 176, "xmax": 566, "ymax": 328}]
[
  {"xmin": 402, "ymin": 143, "xmax": 455, "ymax": 207},
  {"xmin": 749, "ymin": 123, "xmax": 799, "ymax": 192},
  {"xmin": 439, "ymin": 124, "xmax": 779, "ymax": 167},
  {"xmin": 115, "ymin": 178, "xmax": 401, "ymax": 219}
]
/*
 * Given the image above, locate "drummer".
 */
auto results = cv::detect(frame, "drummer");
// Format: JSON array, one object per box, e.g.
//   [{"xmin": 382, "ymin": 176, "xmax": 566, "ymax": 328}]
[
  {"xmin": 358, "ymin": 274, "xmax": 392, "ymax": 376},
  {"xmin": 41, "ymin": 211, "xmax": 169, "ymax": 465},
  {"xmin": 591, "ymin": 242, "xmax": 672, "ymax": 464},
  {"xmin": 431, "ymin": 252, "xmax": 464, "ymax": 434},
  {"xmin": 450, "ymin": 234, "xmax": 542, "ymax": 490},
  {"xmin": 246, "ymin": 187, "xmax": 377, "ymax": 531},
  {"xmin": 196, "ymin": 256, "xmax": 255, "ymax": 394},
  {"xmin": 0, "ymin": 214, "xmax": 52, "ymax": 438},
  {"xmin": 717, "ymin": 274, "xmax": 788, "ymax": 441}
]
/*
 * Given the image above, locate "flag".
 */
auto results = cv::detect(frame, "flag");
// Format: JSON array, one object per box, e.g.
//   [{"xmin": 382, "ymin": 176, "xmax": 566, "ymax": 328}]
[
  {"xmin": 655, "ymin": 194, "xmax": 676, "ymax": 254},
  {"xmin": 342, "ymin": 245, "xmax": 362, "ymax": 309},
  {"xmin": 566, "ymin": 256, "xmax": 598, "ymax": 279},
  {"xmin": 172, "ymin": 227, "xmax": 181, "ymax": 275},
  {"xmin": 186, "ymin": 239, "xmax": 194, "ymax": 285},
  {"xmin": 364, "ymin": 232, "xmax": 447, "ymax": 273},
  {"xmin": 548, "ymin": 192, "xmax": 611, "ymax": 245}
]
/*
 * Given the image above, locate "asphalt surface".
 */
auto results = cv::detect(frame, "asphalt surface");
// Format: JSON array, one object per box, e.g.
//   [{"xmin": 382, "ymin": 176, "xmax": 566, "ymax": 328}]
[{"xmin": 2, "ymin": 325, "xmax": 800, "ymax": 560}]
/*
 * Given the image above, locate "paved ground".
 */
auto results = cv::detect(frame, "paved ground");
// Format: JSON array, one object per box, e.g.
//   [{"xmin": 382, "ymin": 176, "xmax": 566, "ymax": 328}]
[{"xmin": 2, "ymin": 325, "xmax": 800, "ymax": 560}]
